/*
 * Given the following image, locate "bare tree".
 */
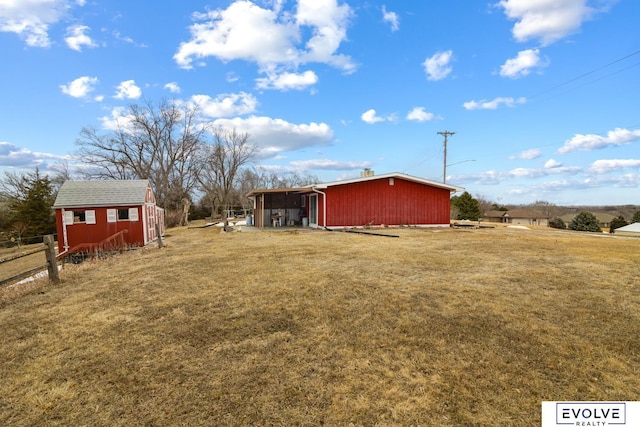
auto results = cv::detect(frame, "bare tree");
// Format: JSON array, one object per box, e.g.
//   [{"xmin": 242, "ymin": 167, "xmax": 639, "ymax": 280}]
[
  {"xmin": 76, "ymin": 98, "xmax": 206, "ymax": 210},
  {"xmin": 240, "ymin": 166, "xmax": 319, "ymax": 190},
  {"xmin": 0, "ymin": 170, "xmax": 28, "ymax": 199},
  {"xmin": 198, "ymin": 128, "xmax": 256, "ymax": 227},
  {"xmin": 530, "ymin": 200, "xmax": 558, "ymax": 218},
  {"xmin": 49, "ymin": 160, "xmax": 73, "ymax": 191}
]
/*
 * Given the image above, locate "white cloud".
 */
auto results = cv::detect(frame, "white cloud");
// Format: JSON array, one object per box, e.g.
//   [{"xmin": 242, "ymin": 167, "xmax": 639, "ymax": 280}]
[
  {"xmin": 174, "ymin": 0, "xmax": 355, "ymax": 75},
  {"xmin": 382, "ymin": 6, "xmax": 399, "ymax": 31},
  {"xmin": 423, "ymin": 50, "xmax": 453, "ymax": 81},
  {"xmin": 589, "ymin": 159, "xmax": 640, "ymax": 174},
  {"xmin": 210, "ymin": 115, "xmax": 334, "ymax": 158},
  {"xmin": 190, "ymin": 92, "xmax": 258, "ymax": 118},
  {"xmin": 113, "ymin": 30, "xmax": 138, "ymax": 45},
  {"xmin": 450, "ymin": 162, "xmax": 580, "ymax": 184},
  {"xmin": 406, "ymin": 107, "xmax": 435, "ymax": 122},
  {"xmin": 59, "ymin": 76, "xmax": 98, "ymax": 98},
  {"xmin": 0, "ymin": 141, "xmax": 65, "ymax": 168},
  {"xmin": 463, "ymin": 97, "xmax": 526, "ymax": 110},
  {"xmin": 99, "ymin": 106, "xmax": 134, "ymax": 131},
  {"xmin": 583, "ymin": 174, "xmax": 640, "ymax": 189},
  {"xmin": 361, "ymin": 109, "xmax": 395, "ymax": 124},
  {"xmin": 296, "ymin": 0, "xmax": 354, "ymax": 71},
  {"xmin": 544, "ymin": 158, "xmax": 562, "ymax": 168},
  {"xmin": 558, "ymin": 128, "xmax": 640, "ymax": 154},
  {"xmin": 255, "ymin": 70, "xmax": 318, "ymax": 91},
  {"xmin": 508, "ymin": 167, "xmax": 547, "ymax": 178},
  {"xmin": 164, "ymin": 82, "xmax": 181, "ymax": 94},
  {"xmin": 114, "ymin": 80, "xmax": 142, "ymax": 99},
  {"xmin": 0, "ymin": 0, "xmax": 79, "ymax": 47},
  {"xmin": 289, "ymin": 159, "xmax": 372, "ymax": 170},
  {"xmin": 497, "ymin": 0, "xmax": 595, "ymax": 46},
  {"xmin": 510, "ymin": 148, "xmax": 542, "ymax": 160},
  {"xmin": 65, "ymin": 24, "xmax": 96, "ymax": 51},
  {"xmin": 500, "ymin": 48, "xmax": 547, "ymax": 78},
  {"xmin": 174, "ymin": 2, "xmax": 296, "ymax": 68}
]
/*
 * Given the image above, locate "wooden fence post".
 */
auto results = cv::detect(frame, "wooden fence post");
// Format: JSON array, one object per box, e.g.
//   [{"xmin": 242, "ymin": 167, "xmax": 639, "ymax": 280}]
[
  {"xmin": 155, "ymin": 223, "xmax": 164, "ymax": 249},
  {"xmin": 44, "ymin": 235, "xmax": 60, "ymax": 284}
]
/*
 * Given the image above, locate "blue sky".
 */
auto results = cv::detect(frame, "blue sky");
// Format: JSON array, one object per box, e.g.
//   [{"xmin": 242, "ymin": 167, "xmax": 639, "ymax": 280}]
[{"xmin": 1, "ymin": 0, "xmax": 639, "ymax": 206}]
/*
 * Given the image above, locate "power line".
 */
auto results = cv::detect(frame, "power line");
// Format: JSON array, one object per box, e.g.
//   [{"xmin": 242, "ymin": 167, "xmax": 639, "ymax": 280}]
[{"xmin": 529, "ymin": 49, "xmax": 640, "ymax": 100}]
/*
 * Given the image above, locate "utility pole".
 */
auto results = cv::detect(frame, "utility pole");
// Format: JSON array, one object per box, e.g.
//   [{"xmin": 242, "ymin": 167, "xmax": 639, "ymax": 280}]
[{"xmin": 437, "ymin": 130, "xmax": 455, "ymax": 183}]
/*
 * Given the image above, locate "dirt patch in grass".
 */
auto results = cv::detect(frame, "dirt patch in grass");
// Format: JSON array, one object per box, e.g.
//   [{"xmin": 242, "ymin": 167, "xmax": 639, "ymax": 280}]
[{"xmin": 1, "ymin": 226, "xmax": 638, "ymax": 425}]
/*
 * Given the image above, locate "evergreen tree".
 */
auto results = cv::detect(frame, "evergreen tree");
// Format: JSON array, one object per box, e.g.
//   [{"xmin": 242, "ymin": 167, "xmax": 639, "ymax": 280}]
[
  {"xmin": 609, "ymin": 216, "xmax": 628, "ymax": 233},
  {"xmin": 548, "ymin": 217, "xmax": 566, "ymax": 229},
  {"xmin": 6, "ymin": 169, "xmax": 56, "ymax": 241},
  {"xmin": 452, "ymin": 191, "xmax": 482, "ymax": 221},
  {"xmin": 632, "ymin": 211, "xmax": 640, "ymax": 224},
  {"xmin": 568, "ymin": 211, "xmax": 601, "ymax": 232}
]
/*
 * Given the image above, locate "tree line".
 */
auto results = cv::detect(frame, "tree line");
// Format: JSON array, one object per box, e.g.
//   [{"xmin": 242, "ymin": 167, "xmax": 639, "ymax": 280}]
[
  {"xmin": 0, "ymin": 98, "xmax": 318, "ymax": 242},
  {"xmin": 451, "ymin": 191, "xmax": 640, "ymax": 232}
]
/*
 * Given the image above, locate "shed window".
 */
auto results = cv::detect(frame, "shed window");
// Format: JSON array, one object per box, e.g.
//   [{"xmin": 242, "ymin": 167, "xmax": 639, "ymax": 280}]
[
  {"xmin": 73, "ymin": 211, "xmax": 86, "ymax": 223},
  {"xmin": 111, "ymin": 208, "xmax": 139, "ymax": 222}
]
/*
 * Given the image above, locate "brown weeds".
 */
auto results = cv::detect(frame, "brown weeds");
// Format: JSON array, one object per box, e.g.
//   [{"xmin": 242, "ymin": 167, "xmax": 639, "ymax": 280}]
[{"xmin": 1, "ymin": 226, "xmax": 638, "ymax": 425}]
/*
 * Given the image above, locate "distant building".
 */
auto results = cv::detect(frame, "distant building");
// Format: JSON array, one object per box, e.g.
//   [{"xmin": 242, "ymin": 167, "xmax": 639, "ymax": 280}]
[
  {"xmin": 613, "ymin": 222, "xmax": 640, "ymax": 237},
  {"xmin": 484, "ymin": 209, "xmax": 549, "ymax": 226},
  {"xmin": 560, "ymin": 212, "xmax": 616, "ymax": 228}
]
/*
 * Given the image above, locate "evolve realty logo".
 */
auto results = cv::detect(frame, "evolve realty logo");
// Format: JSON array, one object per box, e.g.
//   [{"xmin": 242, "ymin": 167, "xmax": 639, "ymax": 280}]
[{"xmin": 542, "ymin": 402, "xmax": 640, "ymax": 426}]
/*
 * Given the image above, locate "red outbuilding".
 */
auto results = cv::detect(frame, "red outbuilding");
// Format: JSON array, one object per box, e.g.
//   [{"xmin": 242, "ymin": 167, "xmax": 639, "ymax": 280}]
[
  {"xmin": 247, "ymin": 172, "xmax": 462, "ymax": 229},
  {"xmin": 53, "ymin": 180, "xmax": 165, "ymax": 256}
]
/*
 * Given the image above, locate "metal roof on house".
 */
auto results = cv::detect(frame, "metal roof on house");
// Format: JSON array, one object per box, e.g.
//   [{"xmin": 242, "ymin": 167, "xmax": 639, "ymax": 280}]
[
  {"xmin": 314, "ymin": 172, "xmax": 463, "ymax": 192},
  {"xmin": 53, "ymin": 180, "xmax": 150, "ymax": 208},
  {"xmin": 247, "ymin": 173, "xmax": 463, "ymax": 197},
  {"xmin": 502, "ymin": 208, "xmax": 549, "ymax": 219},
  {"xmin": 246, "ymin": 187, "xmax": 313, "ymax": 197},
  {"xmin": 615, "ymin": 222, "xmax": 640, "ymax": 233}
]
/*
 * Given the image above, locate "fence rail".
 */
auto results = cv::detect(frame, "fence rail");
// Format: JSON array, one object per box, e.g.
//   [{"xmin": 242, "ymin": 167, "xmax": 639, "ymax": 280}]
[
  {"xmin": 0, "ymin": 235, "xmax": 60, "ymax": 287},
  {"xmin": 58, "ymin": 230, "xmax": 129, "ymax": 262}
]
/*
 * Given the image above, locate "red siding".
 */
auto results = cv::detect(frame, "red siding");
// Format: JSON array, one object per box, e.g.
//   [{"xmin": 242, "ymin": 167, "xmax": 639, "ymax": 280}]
[
  {"xmin": 324, "ymin": 177, "xmax": 451, "ymax": 227},
  {"xmin": 55, "ymin": 206, "xmax": 145, "ymax": 253}
]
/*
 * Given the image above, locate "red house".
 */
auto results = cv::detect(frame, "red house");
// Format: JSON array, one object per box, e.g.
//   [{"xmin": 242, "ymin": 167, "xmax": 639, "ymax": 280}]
[
  {"xmin": 53, "ymin": 180, "xmax": 165, "ymax": 255},
  {"xmin": 247, "ymin": 172, "xmax": 462, "ymax": 229}
]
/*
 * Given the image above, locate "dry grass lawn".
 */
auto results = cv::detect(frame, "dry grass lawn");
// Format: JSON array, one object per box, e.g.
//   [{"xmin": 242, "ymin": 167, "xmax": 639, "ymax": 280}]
[{"xmin": 1, "ymin": 224, "xmax": 639, "ymax": 426}]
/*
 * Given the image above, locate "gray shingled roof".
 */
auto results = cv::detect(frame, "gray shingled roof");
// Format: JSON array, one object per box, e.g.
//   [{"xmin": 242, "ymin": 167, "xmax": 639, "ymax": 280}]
[{"xmin": 53, "ymin": 180, "xmax": 150, "ymax": 208}]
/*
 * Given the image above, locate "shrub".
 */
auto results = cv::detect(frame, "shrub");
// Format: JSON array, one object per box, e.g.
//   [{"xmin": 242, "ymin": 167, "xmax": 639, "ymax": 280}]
[
  {"xmin": 609, "ymin": 216, "xmax": 628, "ymax": 233},
  {"xmin": 568, "ymin": 211, "xmax": 601, "ymax": 232},
  {"xmin": 548, "ymin": 217, "xmax": 566, "ymax": 229}
]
